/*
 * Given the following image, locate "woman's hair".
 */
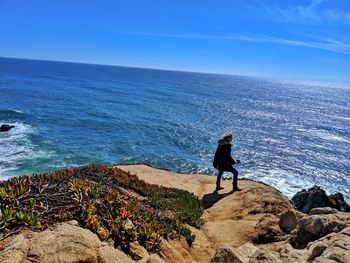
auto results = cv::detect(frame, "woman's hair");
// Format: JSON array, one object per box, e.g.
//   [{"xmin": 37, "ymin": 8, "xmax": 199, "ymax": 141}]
[{"xmin": 222, "ymin": 132, "xmax": 233, "ymax": 139}]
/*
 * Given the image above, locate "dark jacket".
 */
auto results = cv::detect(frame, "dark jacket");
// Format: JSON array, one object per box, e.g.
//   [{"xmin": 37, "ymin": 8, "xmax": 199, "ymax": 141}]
[{"xmin": 213, "ymin": 139, "xmax": 236, "ymax": 171}]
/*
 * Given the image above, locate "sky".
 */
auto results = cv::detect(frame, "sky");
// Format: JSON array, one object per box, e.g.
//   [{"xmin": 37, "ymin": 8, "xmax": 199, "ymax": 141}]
[{"xmin": 1, "ymin": 0, "xmax": 350, "ymax": 84}]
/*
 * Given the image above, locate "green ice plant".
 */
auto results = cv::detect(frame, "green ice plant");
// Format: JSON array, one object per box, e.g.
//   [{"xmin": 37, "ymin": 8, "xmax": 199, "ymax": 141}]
[
  {"xmin": 0, "ymin": 207, "xmax": 41, "ymax": 229},
  {"xmin": 0, "ymin": 177, "xmax": 31, "ymax": 198}
]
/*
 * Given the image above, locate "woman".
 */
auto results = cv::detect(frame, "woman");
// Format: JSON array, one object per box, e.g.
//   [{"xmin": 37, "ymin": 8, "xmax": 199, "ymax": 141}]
[{"xmin": 213, "ymin": 132, "xmax": 241, "ymax": 192}]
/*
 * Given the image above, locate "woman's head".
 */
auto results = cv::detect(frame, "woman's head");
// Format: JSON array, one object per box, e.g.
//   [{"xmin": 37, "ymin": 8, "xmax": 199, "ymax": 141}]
[{"xmin": 222, "ymin": 132, "xmax": 233, "ymax": 141}]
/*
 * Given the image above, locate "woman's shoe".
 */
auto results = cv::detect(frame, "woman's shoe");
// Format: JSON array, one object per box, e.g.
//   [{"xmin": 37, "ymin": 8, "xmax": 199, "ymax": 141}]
[{"xmin": 232, "ymin": 181, "xmax": 242, "ymax": 191}]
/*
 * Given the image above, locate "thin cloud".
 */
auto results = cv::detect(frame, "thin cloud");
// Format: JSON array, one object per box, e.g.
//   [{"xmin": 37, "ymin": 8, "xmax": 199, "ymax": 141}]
[
  {"xmin": 228, "ymin": 34, "xmax": 350, "ymax": 55},
  {"xmin": 125, "ymin": 31, "xmax": 217, "ymax": 39},
  {"xmin": 126, "ymin": 31, "xmax": 350, "ymax": 55},
  {"xmin": 254, "ymin": 0, "xmax": 350, "ymax": 24}
]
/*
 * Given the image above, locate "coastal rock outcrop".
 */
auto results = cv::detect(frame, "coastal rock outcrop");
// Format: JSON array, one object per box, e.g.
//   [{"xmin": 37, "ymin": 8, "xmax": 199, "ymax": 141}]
[
  {"xmin": 0, "ymin": 164, "xmax": 349, "ymax": 263},
  {"xmin": 0, "ymin": 124, "xmax": 15, "ymax": 132},
  {"xmin": 291, "ymin": 185, "xmax": 350, "ymax": 213}
]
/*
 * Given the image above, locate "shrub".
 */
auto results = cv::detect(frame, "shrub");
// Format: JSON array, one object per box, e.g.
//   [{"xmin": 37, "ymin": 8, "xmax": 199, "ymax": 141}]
[{"xmin": 0, "ymin": 164, "xmax": 203, "ymax": 257}]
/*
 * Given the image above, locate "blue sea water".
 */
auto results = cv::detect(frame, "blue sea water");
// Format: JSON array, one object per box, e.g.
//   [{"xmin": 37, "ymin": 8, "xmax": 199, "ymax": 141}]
[{"xmin": 1, "ymin": 57, "xmax": 349, "ymax": 200}]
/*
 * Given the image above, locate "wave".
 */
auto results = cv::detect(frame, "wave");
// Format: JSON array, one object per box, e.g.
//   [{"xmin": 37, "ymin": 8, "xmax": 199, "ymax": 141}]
[
  {"xmin": 34, "ymin": 74, "xmax": 68, "ymax": 81},
  {"xmin": 0, "ymin": 122, "xmax": 40, "ymax": 179},
  {"xmin": 0, "ymin": 109, "xmax": 26, "ymax": 124},
  {"xmin": 0, "ymin": 109, "xmax": 23, "ymax": 115}
]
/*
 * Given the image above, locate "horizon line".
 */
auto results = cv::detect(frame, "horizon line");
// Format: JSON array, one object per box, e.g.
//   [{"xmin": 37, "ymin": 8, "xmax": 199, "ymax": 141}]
[{"xmin": 2, "ymin": 55, "xmax": 349, "ymax": 88}]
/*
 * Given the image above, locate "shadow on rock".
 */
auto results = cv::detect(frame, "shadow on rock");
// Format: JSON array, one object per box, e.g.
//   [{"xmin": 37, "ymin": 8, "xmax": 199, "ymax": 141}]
[{"xmin": 201, "ymin": 190, "xmax": 233, "ymax": 209}]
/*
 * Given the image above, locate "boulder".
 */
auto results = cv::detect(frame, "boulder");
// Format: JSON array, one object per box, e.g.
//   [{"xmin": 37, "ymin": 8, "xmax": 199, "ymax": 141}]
[
  {"xmin": 291, "ymin": 186, "xmax": 350, "ymax": 214},
  {"xmin": 279, "ymin": 210, "xmax": 299, "ymax": 233},
  {"xmin": 290, "ymin": 214, "xmax": 348, "ymax": 249},
  {"xmin": 306, "ymin": 226, "xmax": 350, "ymax": 262},
  {"xmin": 329, "ymin": 193, "xmax": 350, "ymax": 212},
  {"xmin": 208, "ymin": 245, "xmax": 246, "ymax": 263},
  {"xmin": 0, "ymin": 124, "xmax": 15, "ymax": 132},
  {"xmin": 0, "ymin": 222, "xmax": 133, "ymax": 263},
  {"xmin": 291, "ymin": 186, "xmax": 332, "ymax": 214}
]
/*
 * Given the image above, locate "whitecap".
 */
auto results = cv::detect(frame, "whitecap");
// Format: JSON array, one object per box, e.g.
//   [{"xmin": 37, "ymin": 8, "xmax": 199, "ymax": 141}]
[{"xmin": 0, "ymin": 122, "xmax": 45, "ymax": 179}]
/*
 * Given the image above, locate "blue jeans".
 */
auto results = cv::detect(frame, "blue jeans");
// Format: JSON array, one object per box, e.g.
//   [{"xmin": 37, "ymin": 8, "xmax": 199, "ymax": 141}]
[{"xmin": 217, "ymin": 167, "xmax": 238, "ymax": 184}]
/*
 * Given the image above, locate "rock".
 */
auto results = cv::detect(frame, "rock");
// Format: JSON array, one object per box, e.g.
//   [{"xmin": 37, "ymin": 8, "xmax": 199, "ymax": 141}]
[
  {"xmin": 279, "ymin": 210, "xmax": 299, "ymax": 233},
  {"xmin": 146, "ymin": 254, "xmax": 166, "ymax": 263},
  {"xmin": 0, "ymin": 124, "xmax": 15, "ymax": 132},
  {"xmin": 0, "ymin": 235, "xmax": 29, "ymax": 263},
  {"xmin": 291, "ymin": 186, "xmax": 332, "ymax": 214},
  {"xmin": 310, "ymin": 207, "xmax": 338, "ymax": 215},
  {"xmin": 291, "ymin": 186, "xmax": 350, "ymax": 214},
  {"xmin": 129, "ymin": 241, "xmax": 149, "ymax": 260},
  {"xmin": 248, "ymin": 249, "xmax": 281, "ymax": 263},
  {"xmin": 208, "ymin": 245, "xmax": 246, "ymax": 263},
  {"xmin": 98, "ymin": 245, "xmax": 133, "ymax": 263},
  {"xmin": 306, "ymin": 226, "xmax": 350, "ymax": 262},
  {"xmin": 253, "ymin": 214, "xmax": 285, "ymax": 243},
  {"xmin": 27, "ymin": 223, "xmax": 101, "ymax": 262},
  {"xmin": 307, "ymin": 243, "xmax": 328, "ymax": 261},
  {"xmin": 0, "ymin": 222, "xmax": 134, "ymax": 263},
  {"xmin": 236, "ymin": 242, "xmax": 259, "ymax": 259},
  {"xmin": 290, "ymin": 214, "xmax": 348, "ymax": 249},
  {"xmin": 273, "ymin": 243, "xmax": 307, "ymax": 262},
  {"xmin": 329, "ymin": 193, "xmax": 350, "ymax": 212}
]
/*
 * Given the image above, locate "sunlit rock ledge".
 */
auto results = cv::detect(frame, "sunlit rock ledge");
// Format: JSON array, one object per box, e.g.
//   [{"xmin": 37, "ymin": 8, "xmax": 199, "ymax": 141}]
[{"xmin": 0, "ymin": 164, "xmax": 349, "ymax": 263}]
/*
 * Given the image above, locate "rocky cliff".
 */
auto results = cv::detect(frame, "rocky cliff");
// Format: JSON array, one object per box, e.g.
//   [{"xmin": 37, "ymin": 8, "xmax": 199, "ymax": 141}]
[{"xmin": 0, "ymin": 164, "xmax": 349, "ymax": 263}]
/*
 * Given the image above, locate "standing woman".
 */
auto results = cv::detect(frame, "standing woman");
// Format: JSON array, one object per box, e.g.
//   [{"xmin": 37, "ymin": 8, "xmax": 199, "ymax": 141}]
[{"xmin": 213, "ymin": 132, "xmax": 241, "ymax": 192}]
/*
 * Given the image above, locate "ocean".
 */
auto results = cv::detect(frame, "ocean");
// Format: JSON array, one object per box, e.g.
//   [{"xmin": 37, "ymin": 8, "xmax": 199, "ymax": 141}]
[{"xmin": 1, "ymin": 57, "xmax": 349, "ymax": 200}]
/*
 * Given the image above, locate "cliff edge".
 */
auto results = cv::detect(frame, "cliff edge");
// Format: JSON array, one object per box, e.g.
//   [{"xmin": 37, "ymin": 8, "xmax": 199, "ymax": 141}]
[{"xmin": 0, "ymin": 164, "xmax": 349, "ymax": 263}]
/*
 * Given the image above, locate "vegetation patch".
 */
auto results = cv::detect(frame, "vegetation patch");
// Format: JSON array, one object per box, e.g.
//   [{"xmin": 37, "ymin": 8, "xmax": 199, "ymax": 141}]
[{"xmin": 0, "ymin": 165, "xmax": 203, "ymax": 257}]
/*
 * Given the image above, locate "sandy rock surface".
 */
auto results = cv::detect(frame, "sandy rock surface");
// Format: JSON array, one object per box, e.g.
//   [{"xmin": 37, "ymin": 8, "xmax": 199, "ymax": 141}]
[
  {"xmin": 117, "ymin": 165, "xmax": 293, "ymax": 262},
  {"xmin": 0, "ymin": 221, "xmax": 132, "ymax": 263}
]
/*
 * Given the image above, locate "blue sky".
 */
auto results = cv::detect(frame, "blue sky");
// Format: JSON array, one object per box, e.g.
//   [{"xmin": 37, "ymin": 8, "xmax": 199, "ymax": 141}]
[{"xmin": 1, "ymin": 0, "xmax": 350, "ymax": 84}]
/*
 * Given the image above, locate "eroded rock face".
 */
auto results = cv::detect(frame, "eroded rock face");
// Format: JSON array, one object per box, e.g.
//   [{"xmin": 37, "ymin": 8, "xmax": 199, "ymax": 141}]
[
  {"xmin": 291, "ymin": 186, "xmax": 350, "ymax": 214},
  {"xmin": 306, "ymin": 226, "xmax": 350, "ymax": 262},
  {"xmin": 253, "ymin": 214, "xmax": 285, "ymax": 244},
  {"xmin": 290, "ymin": 214, "xmax": 349, "ymax": 249}
]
